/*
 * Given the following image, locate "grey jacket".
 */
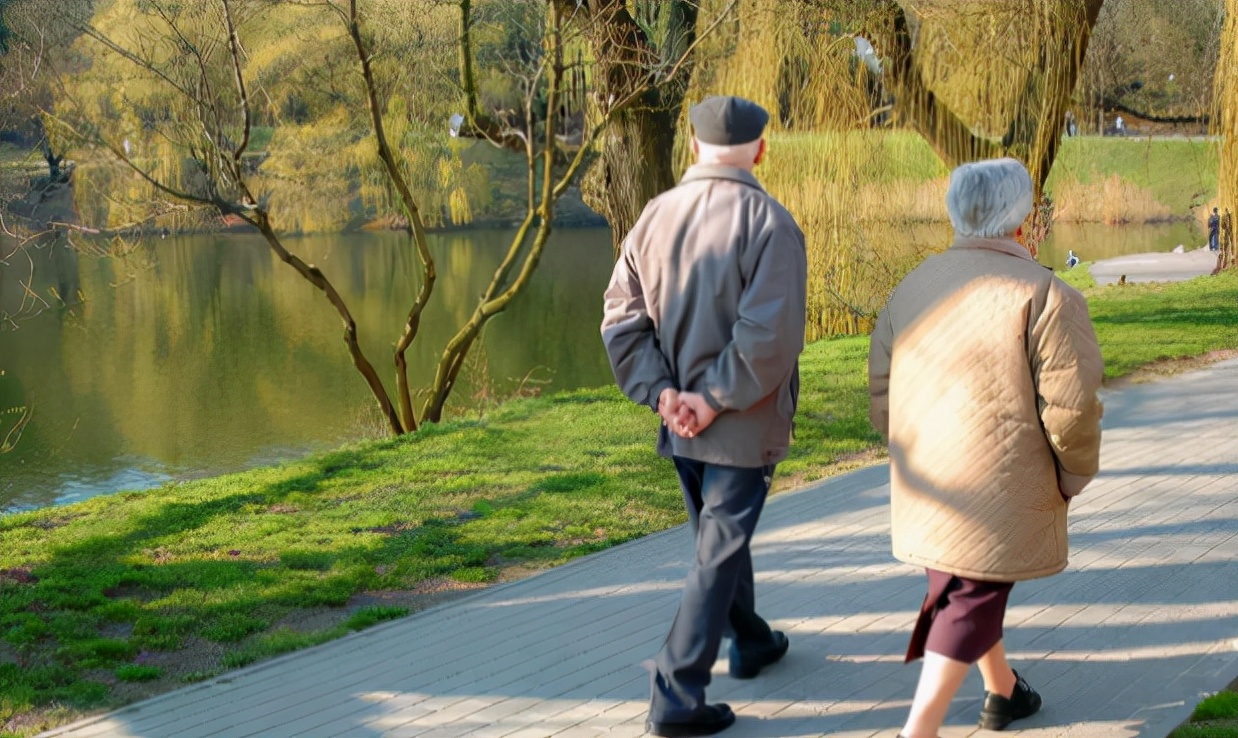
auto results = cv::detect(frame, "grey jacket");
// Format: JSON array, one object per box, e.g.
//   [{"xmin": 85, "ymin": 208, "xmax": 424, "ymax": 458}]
[{"xmin": 601, "ymin": 164, "xmax": 808, "ymax": 467}]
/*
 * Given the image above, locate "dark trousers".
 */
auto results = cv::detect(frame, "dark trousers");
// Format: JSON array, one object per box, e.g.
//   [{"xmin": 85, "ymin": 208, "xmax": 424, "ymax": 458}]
[{"xmin": 649, "ymin": 457, "xmax": 775, "ymax": 721}]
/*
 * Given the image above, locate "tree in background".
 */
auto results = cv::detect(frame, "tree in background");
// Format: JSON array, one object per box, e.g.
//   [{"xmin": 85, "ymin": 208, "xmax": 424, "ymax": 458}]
[
  {"xmin": 0, "ymin": 0, "xmax": 92, "ymax": 182},
  {"xmin": 553, "ymin": 1, "xmax": 708, "ymax": 254},
  {"xmin": 1078, "ymin": 0, "xmax": 1223, "ymax": 132},
  {"xmin": 49, "ymin": 0, "xmax": 719, "ymax": 433},
  {"xmin": 865, "ymin": 0, "xmax": 1104, "ymax": 232},
  {"xmin": 453, "ymin": 1, "xmax": 732, "ymax": 255}
]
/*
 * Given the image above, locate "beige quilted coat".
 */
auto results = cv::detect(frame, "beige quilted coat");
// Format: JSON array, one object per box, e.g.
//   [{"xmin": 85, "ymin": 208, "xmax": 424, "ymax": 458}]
[{"xmin": 868, "ymin": 237, "xmax": 1104, "ymax": 581}]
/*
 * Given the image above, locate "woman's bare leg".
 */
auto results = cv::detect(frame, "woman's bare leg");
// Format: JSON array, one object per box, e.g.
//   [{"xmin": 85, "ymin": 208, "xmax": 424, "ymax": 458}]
[
  {"xmin": 900, "ymin": 651, "xmax": 970, "ymax": 738},
  {"xmin": 977, "ymin": 639, "xmax": 1016, "ymax": 697}
]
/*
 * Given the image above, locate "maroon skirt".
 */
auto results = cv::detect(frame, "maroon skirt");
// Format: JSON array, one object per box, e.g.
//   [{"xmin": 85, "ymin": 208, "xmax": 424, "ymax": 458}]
[{"xmin": 905, "ymin": 569, "xmax": 1014, "ymax": 664}]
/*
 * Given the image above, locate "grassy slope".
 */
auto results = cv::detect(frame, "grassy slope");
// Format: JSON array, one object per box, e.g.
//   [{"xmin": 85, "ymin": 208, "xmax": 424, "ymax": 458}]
[
  {"xmin": 1045, "ymin": 137, "xmax": 1220, "ymax": 216},
  {"xmin": 762, "ymin": 133, "xmax": 1217, "ymax": 217},
  {"xmin": 1, "ymin": 270, "xmax": 1236, "ymax": 733}
]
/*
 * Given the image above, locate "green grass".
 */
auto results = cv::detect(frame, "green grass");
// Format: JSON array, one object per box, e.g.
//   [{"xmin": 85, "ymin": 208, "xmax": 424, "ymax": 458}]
[
  {"xmin": 114, "ymin": 664, "xmax": 161, "ymax": 682},
  {"xmin": 1170, "ymin": 689, "xmax": 1238, "ymax": 738},
  {"xmin": 1079, "ymin": 272, "xmax": 1238, "ymax": 379},
  {"xmin": 1046, "ymin": 136, "xmax": 1219, "ymax": 216},
  {"xmin": 764, "ymin": 132, "xmax": 1217, "ymax": 218},
  {"xmin": 769, "ymin": 130, "xmax": 949, "ymax": 184},
  {"xmin": 343, "ymin": 606, "xmax": 408, "ymax": 631},
  {"xmin": 0, "ymin": 271, "xmax": 1235, "ymax": 735}
]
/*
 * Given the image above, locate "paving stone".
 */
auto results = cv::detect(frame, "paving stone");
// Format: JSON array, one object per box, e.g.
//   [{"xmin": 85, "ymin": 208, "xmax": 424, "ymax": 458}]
[{"xmin": 38, "ymin": 359, "xmax": 1238, "ymax": 738}]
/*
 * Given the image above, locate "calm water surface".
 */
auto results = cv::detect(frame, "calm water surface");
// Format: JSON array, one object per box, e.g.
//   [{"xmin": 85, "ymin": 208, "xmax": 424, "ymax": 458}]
[
  {"xmin": 0, "ymin": 228, "xmax": 617, "ymax": 511},
  {"xmin": 0, "ymin": 221, "xmax": 1202, "ymax": 511}
]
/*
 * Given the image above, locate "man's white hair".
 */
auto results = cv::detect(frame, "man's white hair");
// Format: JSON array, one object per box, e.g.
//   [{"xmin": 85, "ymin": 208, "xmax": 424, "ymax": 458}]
[
  {"xmin": 946, "ymin": 158, "xmax": 1034, "ymax": 238},
  {"xmin": 695, "ymin": 138, "xmax": 763, "ymax": 167}
]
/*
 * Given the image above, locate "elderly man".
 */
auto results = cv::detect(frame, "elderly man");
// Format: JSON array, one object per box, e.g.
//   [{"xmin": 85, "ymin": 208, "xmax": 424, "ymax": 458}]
[
  {"xmin": 868, "ymin": 158, "xmax": 1104, "ymax": 738},
  {"xmin": 601, "ymin": 95, "xmax": 807, "ymax": 737}
]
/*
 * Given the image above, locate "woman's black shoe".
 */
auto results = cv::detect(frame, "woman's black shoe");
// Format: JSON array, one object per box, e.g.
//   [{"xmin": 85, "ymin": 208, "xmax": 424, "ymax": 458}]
[{"xmin": 979, "ymin": 670, "xmax": 1042, "ymax": 730}]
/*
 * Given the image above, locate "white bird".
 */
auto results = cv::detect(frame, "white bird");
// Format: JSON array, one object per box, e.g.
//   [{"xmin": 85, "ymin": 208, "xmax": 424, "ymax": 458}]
[
  {"xmin": 853, "ymin": 36, "xmax": 882, "ymax": 76},
  {"xmin": 448, "ymin": 113, "xmax": 464, "ymax": 138},
  {"xmin": 123, "ymin": 138, "xmax": 131, "ymax": 156},
  {"xmin": 1066, "ymin": 250, "xmax": 1080, "ymax": 269}
]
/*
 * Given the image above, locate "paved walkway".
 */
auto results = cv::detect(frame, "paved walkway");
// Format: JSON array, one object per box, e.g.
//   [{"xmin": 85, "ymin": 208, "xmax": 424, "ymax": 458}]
[
  {"xmin": 1089, "ymin": 249, "xmax": 1219, "ymax": 286},
  {"xmin": 42, "ymin": 360, "xmax": 1238, "ymax": 738}
]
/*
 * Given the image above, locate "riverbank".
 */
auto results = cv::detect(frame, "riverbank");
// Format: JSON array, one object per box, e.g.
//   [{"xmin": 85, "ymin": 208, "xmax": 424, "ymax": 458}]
[
  {"xmin": 2, "ymin": 135, "xmax": 1219, "ymax": 240},
  {"xmin": 1, "ymin": 268, "xmax": 1235, "ymax": 735}
]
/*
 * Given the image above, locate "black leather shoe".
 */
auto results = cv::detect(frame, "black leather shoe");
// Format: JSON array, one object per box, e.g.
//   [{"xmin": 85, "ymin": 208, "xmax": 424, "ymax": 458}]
[
  {"xmin": 979, "ymin": 670, "xmax": 1042, "ymax": 730},
  {"xmin": 646, "ymin": 703, "xmax": 736, "ymax": 737},
  {"xmin": 728, "ymin": 630, "xmax": 789, "ymax": 679}
]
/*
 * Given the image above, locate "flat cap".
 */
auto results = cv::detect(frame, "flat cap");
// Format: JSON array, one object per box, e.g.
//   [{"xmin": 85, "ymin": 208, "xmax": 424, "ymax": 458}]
[{"xmin": 689, "ymin": 95, "xmax": 769, "ymax": 146}]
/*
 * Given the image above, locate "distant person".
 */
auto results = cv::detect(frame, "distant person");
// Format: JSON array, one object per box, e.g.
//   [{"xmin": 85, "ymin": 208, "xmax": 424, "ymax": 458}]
[
  {"xmin": 1065, "ymin": 111, "xmax": 1078, "ymax": 138},
  {"xmin": 869, "ymin": 158, "xmax": 1105, "ymax": 738},
  {"xmin": 1208, "ymin": 207, "xmax": 1220, "ymax": 251},
  {"xmin": 602, "ymin": 95, "xmax": 807, "ymax": 737},
  {"xmin": 1066, "ymin": 249, "xmax": 1080, "ymax": 269},
  {"xmin": 1114, "ymin": 115, "xmax": 1125, "ymax": 134}
]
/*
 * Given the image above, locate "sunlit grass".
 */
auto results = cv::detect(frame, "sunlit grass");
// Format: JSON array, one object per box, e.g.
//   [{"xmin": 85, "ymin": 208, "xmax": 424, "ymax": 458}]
[
  {"xmin": 1170, "ymin": 689, "xmax": 1238, "ymax": 738},
  {"xmin": 1080, "ymin": 270, "xmax": 1238, "ymax": 378},
  {"xmin": 0, "ymin": 279, "xmax": 1233, "ymax": 733}
]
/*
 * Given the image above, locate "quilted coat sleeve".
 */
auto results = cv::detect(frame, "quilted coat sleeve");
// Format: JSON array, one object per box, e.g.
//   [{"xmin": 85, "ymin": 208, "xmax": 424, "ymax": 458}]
[
  {"xmin": 867, "ymin": 307, "xmax": 894, "ymax": 441},
  {"xmin": 1031, "ymin": 279, "xmax": 1105, "ymax": 497}
]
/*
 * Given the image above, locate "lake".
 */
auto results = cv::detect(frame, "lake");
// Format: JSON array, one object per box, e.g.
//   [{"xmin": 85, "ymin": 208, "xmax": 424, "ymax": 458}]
[{"xmin": 0, "ymin": 220, "xmax": 1205, "ymax": 511}]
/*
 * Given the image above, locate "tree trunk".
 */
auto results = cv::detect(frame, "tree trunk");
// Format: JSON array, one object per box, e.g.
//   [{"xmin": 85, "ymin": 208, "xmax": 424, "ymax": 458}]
[
  {"xmin": 1001, "ymin": 0, "xmax": 1105, "ymax": 199},
  {"xmin": 868, "ymin": 0, "xmax": 1105, "ymax": 252},
  {"xmin": 40, "ymin": 139, "xmax": 63, "ymax": 183},
  {"xmin": 865, "ymin": 3, "xmax": 1000, "ymax": 167},
  {"xmin": 1215, "ymin": 0, "xmax": 1237, "ymax": 270},
  {"xmin": 569, "ymin": 0, "xmax": 700, "ymax": 255},
  {"xmin": 582, "ymin": 100, "xmax": 678, "ymax": 255}
]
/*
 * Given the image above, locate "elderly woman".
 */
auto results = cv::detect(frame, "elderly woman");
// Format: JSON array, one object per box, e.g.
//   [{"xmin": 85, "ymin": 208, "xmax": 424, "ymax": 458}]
[{"xmin": 868, "ymin": 158, "xmax": 1104, "ymax": 738}]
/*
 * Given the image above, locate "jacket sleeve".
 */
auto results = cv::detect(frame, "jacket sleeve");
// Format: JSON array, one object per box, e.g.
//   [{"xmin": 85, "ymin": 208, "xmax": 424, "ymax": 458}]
[
  {"xmin": 600, "ymin": 236, "xmax": 675, "ymax": 411},
  {"xmin": 1032, "ymin": 279, "xmax": 1105, "ymax": 497},
  {"xmin": 867, "ymin": 307, "xmax": 894, "ymax": 440},
  {"xmin": 699, "ymin": 217, "xmax": 808, "ymax": 413}
]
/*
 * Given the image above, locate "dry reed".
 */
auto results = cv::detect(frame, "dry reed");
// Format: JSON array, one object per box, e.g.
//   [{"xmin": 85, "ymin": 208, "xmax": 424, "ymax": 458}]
[{"xmin": 1052, "ymin": 175, "xmax": 1172, "ymax": 224}]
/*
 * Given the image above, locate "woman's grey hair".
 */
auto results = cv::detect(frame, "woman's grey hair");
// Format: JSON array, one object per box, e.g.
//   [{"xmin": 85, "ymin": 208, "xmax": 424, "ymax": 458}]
[{"xmin": 945, "ymin": 158, "xmax": 1034, "ymax": 238}]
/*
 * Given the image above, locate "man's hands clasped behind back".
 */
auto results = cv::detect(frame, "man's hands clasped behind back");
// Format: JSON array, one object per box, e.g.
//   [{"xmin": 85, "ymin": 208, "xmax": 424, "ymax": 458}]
[{"xmin": 658, "ymin": 388, "xmax": 719, "ymax": 439}]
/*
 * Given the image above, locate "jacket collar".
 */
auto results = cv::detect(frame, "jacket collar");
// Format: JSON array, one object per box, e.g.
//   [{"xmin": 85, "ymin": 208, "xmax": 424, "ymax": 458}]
[
  {"xmin": 950, "ymin": 236, "xmax": 1037, "ymax": 263},
  {"xmin": 680, "ymin": 164, "xmax": 765, "ymax": 192}
]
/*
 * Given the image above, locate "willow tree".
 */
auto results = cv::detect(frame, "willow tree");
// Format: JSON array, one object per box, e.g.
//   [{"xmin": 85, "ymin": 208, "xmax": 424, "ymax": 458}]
[
  {"xmin": 864, "ymin": 0, "xmax": 1104, "ymax": 245},
  {"xmin": 56, "ymin": 0, "xmax": 720, "ymax": 433},
  {"xmin": 1215, "ymin": 0, "xmax": 1236, "ymax": 270},
  {"xmin": 535, "ymin": 1, "xmax": 734, "ymax": 253}
]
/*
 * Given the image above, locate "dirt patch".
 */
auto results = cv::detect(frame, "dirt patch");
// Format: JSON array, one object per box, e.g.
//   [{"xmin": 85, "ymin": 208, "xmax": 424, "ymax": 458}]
[
  {"xmin": 773, "ymin": 446, "xmax": 887, "ymax": 494},
  {"xmin": 0, "ymin": 567, "xmax": 38, "ymax": 584},
  {"xmin": 1105, "ymin": 349, "xmax": 1238, "ymax": 390},
  {"xmin": 273, "ymin": 580, "xmax": 489, "ymax": 638},
  {"xmin": 24, "ymin": 514, "xmax": 84, "ymax": 531}
]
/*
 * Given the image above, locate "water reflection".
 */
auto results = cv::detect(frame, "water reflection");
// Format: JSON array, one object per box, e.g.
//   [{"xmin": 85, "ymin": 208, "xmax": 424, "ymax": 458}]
[
  {"xmin": 0, "ymin": 220, "xmax": 1201, "ymax": 511},
  {"xmin": 0, "ymin": 229, "xmax": 617, "ymax": 511},
  {"xmin": 1040, "ymin": 221, "xmax": 1204, "ymax": 271}
]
